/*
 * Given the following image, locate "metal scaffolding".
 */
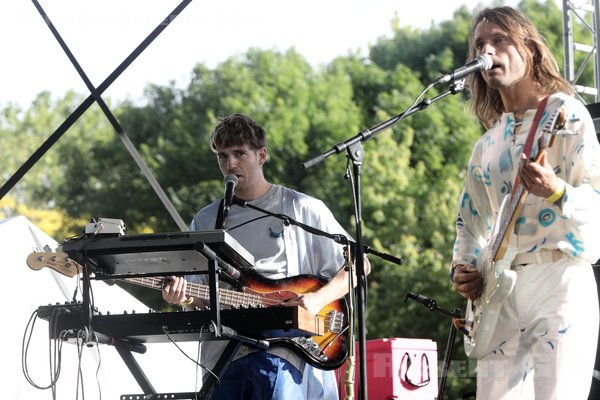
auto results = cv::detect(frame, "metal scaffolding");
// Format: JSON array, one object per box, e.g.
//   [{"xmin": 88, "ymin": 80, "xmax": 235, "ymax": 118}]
[{"xmin": 562, "ymin": 0, "xmax": 600, "ymax": 102}]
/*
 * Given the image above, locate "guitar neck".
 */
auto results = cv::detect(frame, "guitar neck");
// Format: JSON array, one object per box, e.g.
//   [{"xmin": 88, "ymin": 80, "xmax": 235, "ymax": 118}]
[
  {"xmin": 25, "ymin": 251, "xmax": 289, "ymax": 309},
  {"xmin": 489, "ymin": 142, "xmax": 552, "ymax": 262},
  {"xmin": 123, "ymin": 276, "xmax": 267, "ymax": 308},
  {"xmin": 489, "ymin": 185, "xmax": 526, "ymax": 261}
]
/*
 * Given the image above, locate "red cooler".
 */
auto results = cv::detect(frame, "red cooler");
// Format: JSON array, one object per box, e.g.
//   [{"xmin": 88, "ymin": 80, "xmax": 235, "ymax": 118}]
[{"xmin": 338, "ymin": 337, "xmax": 438, "ymax": 400}]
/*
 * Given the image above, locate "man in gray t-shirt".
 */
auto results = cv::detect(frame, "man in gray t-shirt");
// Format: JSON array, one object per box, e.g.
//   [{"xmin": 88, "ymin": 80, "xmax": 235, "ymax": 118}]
[{"xmin": 162, "ymin": 113, "xmax": 369, "ymax": 400}]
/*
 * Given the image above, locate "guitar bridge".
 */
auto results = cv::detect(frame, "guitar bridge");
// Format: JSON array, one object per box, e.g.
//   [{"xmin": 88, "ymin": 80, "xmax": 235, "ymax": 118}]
[{"xmin": 326, "ymin": 310, "xmax": 344, "ymax": 334}]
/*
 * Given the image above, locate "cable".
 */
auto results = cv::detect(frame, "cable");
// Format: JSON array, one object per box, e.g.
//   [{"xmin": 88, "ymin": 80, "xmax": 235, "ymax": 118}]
[
  {"xmin": 21, "ymin": 308, "xmax": 70, "ymax": 400},
  {"xmin": 227, "ymin": 214, "xmax": 272, "ymax": 232},
  {"xmin": 160, "ymin": 325, "xmax": 220, "ymax": 385},
  {"xmin": 75, "ymin": 327, "xmax": 88, "ymax": 400},
  {"xmin": 90, "ymin": 333, "xmax": 103, "ymax": 400}
]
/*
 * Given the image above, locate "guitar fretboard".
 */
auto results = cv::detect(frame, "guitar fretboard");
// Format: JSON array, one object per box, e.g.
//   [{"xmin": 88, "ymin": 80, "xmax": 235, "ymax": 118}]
[
  {"xmin": 124, "ymin": 276, "xmax": 272, "ymax": 308},
  {"xmin": 489, "ymin": 185, "xmax": 525, "ymax": 263}
]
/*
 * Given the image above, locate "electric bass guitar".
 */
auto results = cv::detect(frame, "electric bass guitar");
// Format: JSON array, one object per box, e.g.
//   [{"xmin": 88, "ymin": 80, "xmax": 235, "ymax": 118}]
[
  {"xmin": 26, "ymin": 251, "xmax": 349, "ymax": 370},
  {"xmin": 460, "ymin": 104, "xmax": 566, "ymax": 358}
]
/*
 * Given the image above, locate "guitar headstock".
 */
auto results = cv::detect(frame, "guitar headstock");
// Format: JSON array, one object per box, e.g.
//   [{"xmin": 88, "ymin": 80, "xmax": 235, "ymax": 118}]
[
  {"xmin": 539, "ymin": 105, "xmax": 568, "ymax": 150},
  {"xmin": 26, "ymin": 251, "xmax": 82, "ymax": 278}
]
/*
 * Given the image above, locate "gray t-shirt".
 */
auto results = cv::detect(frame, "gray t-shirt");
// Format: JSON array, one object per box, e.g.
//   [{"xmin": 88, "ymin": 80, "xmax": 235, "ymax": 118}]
[
  {"xmin": 220, "ymin": 184, "xmax": 287, "ymax": 279},
  {"xmin": 188, "ymin": 184, "xmax": 349, "ymax": 390}
]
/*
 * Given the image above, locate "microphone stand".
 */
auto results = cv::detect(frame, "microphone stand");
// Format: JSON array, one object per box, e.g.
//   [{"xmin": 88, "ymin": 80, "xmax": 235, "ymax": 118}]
[
  {"xmin": 301, "ymin": 81, "xmax": 464, "ymax": 170},
  {"xmin": 404, "ymin": 292, "xmax": 462, "ymax": 400},
  {"xmin": 233, "ymin": 199, "xmax": 402, "ymax": 266},
  {"xmin": 301, "ymin": 81, "xmax": 465, "ymax": 400}
]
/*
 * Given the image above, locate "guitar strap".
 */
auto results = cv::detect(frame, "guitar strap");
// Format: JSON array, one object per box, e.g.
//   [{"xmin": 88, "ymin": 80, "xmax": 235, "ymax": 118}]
[{"xmin": 512, "ymin": 95, "xmax": 550, "ymax": 193}]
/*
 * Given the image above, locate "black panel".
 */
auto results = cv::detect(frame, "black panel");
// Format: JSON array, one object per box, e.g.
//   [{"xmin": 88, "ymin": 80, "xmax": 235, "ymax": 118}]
[
  {"xmin": 585, "ymin": 102, "xmax": 600, "ymax": 144},
  {"xmin": 589, "ymin": 264, "xmax": 600, "ymax": 400},
  {"xmin": 60, "ymin": 230, "xmax": 254, "ymax": 277}
]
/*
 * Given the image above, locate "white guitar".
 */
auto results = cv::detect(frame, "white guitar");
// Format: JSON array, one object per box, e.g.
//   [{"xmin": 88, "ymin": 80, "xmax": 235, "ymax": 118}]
[{"xmin": 460, "ymin": 104, "xmax": 566, "ymax": 358}]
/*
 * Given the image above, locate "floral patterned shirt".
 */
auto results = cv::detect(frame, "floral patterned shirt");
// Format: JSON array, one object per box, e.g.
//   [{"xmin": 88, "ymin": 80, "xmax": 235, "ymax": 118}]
[{"xmin": 453, "ymin": 92, "xmax": 600, "ymax": 266}]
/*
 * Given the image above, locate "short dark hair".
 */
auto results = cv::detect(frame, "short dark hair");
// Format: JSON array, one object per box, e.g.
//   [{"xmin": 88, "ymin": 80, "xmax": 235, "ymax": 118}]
[{"xmin": 210, "ymin": 113, "xmax": 267, "ymax": 152}]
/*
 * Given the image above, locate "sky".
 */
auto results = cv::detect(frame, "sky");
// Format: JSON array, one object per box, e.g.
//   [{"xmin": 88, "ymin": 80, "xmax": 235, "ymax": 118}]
[{"xmin": 1, "ymin": 0, "xmax": 536, "ymax": 108}]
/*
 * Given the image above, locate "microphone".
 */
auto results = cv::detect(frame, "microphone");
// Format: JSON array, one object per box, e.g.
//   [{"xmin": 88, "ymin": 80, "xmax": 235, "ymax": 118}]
[
  {"xmin": 196, "ymin": 242, "xmax": 241, "ymax": 281},
  {"xmin": 223, "ymin": 174, "xmax": 238, "ymax": 220},
  {"xmin": 89, "ymin": 331, "xmax": 147, "ymax": 354},
  {"xmin": 404, "ymin": 291, "xmax": 438, "ymax": 311},
  {"xmin": 433, "ymin": 54, "xmax": 493, "ymax": 86},
  {"xmin": 216, "ymin": 258, "xmax": 241, "ymax": 281}
]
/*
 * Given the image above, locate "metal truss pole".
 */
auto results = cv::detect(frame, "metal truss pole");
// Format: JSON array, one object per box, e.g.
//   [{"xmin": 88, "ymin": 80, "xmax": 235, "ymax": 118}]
[{"xmin": 562, "ymin": 0, "xmax": 600, "ymax": 103}]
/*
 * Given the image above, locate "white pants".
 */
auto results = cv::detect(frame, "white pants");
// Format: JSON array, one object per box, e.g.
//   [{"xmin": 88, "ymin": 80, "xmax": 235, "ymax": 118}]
[{"xmin": 476, "ymin": 258, "xmax": 599, "ymax": 400}]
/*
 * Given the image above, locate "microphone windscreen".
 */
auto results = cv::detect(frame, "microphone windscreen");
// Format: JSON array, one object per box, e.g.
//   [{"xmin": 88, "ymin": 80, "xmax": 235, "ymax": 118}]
[
  {"xmin": 478, "ymin": 54, "xmax": 493, "ymax": 71},
  {"xmin": 224, "ymin": 174, "xmax": 238, "ymax": 185}
]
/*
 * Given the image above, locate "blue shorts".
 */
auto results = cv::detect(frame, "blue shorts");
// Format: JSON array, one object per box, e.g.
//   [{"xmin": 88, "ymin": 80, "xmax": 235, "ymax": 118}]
[{"xmin": 210, "ymin": 352, "xmax": 304, "ymax": 400}]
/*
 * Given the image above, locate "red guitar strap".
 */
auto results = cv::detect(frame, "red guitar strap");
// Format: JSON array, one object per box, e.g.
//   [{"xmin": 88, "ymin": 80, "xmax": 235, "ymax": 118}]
[{"xmin": 512, "ymin": 95, "xmax": 550, "ymax": 194}]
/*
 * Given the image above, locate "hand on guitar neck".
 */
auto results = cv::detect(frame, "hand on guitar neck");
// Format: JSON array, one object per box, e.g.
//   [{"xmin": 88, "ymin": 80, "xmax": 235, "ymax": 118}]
[{"xmin": 162, "ymin": 276, "xmax": 195, "ymax": 308}]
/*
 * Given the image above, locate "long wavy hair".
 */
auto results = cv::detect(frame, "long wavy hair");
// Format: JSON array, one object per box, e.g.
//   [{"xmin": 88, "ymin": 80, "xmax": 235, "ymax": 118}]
[{"xmin": 465, "ymin": 7, "xmax": 573, "ymax": 128}]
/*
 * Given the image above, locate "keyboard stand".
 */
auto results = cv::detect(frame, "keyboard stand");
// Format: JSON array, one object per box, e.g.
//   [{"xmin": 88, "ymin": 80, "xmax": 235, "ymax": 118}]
[
  {"xmin": 114, "ymin": 341, "xmax": 156, "ymax": 395},
  {"xmin": 116, "ymin": 338, "xmax": 242, "ymax": 400}
]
